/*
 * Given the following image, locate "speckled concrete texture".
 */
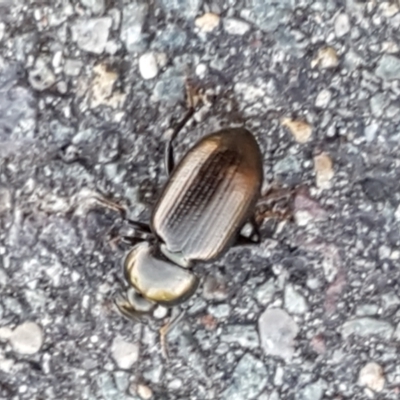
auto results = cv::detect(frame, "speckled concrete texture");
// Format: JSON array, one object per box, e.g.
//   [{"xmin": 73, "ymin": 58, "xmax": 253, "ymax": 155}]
[{"xmin": 0, "ymin": 1, "xmax": 400, "ymax": 399}]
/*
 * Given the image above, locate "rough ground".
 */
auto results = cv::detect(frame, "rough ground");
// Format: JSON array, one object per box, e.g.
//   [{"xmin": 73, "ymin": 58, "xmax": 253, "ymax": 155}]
[{"xmin": 0, "ymin": 1, "xmax": 400, "ymax": 399}]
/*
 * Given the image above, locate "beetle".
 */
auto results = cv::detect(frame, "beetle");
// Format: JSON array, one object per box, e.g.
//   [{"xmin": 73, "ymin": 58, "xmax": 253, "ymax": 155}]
[
  {"xmin": 111, "ymin": 99, "xmax": 263, "ymax": 319},
  {"xmin": 114, "ymin": 116, "xmax": 264, "ymax": 322}
]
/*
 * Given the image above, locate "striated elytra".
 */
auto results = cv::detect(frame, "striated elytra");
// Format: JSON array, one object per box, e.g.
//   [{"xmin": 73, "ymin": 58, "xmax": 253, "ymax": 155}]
[{"xmin": 116, "ymin": 127, "xmax": 264, "ymax": 320}]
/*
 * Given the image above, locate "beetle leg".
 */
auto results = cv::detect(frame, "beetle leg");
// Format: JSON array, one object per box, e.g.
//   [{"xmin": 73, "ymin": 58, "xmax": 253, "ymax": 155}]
[
  {"xmin": 164, "ymin": 80, "xmax": 203, "ymax": 175},
  {"xmin": 159, "ymin": 309, "xmax": 185, "ymax": 359}
]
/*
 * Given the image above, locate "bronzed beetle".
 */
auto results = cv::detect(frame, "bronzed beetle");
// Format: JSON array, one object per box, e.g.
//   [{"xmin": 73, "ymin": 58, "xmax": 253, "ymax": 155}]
[{"xmin": 115, "ymin": 110, "xmax": 264, "ymax": 321}]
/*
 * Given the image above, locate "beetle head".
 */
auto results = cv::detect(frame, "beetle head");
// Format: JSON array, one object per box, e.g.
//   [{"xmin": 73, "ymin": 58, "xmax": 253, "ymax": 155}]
[{"xmin": 115, "ymin": 242, "xmax": 199, "ymax": 320}]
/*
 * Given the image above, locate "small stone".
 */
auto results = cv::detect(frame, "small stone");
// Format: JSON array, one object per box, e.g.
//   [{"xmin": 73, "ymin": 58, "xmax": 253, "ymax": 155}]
[
  {"xmin": 314, "ymin": 152, "xmax": 334, "ymax": 189},
  {"xmin": 138, "ymin": 52, "xmax": 158, "ymax": 80},
  {"xmin": 341, "ymin": 318, "xmax": 394, "ymax": 340},
  {"xmin": 203, "ymin": 273, "xmax": 229, "ymax": 301},
  {"xmin": 80, "ymin": 0, "xmax": 105, "ymax": 15},
  {"xmin": 208, "ymin": 304, "xmax": 230, "ymax": 319},
  {"xmin": 10, "ymin": 322, "xmax": 43, "ymax": 355},
  {"xmin": 255, "ymin": 278, "xmax": 276, "ymax": 305},
  {"xmin": 195, "ymin": 13, "xmax": 220, "ymax": 32},
  {"xmin": 137, "ymin": 383, "xmax": 153, "ymax": 400},
  {"xmin": 223, "ymin": 18, "xmax": 250, "ymax": 35},
  {"xmin": 71, "ymin": 17, "xmax": 112, "ymax": 54},
  {"xmin": 296, "ymin": 380, "xmax": 327, "ymax": 400},
  {"xmin": 111, "ymin": 337, "xmax": 139, "ymax": 369},
  {"xmin": 294, "ymin": 190, "xmax": 327, "ymax": 226},
  {"xmin": 355, "ymin": 304, "xmax": 379, "ymax": 317},
  {"xmin": 364, "ymin": 123, "xmax": 379, "ymax": 142},
  {"xmin": 220, "ymin": 325, "xmax": 260, "ymax": 348},
  {"xmin": 90, "ymin": 63, "xmax": 126, "ymax": 109},
  {"xmin": 334, "ymin": 13, "xmax": 350, "ymax": 37},
  {"xmin": 281, "ymin": 118, "xmax": 312, "ymax": 143},
  {"xmin": 0, "ymin": 23, "xmax": 5, "ymax": 41},
  {"xmin": 29, "ymin": 58, "xmax": 56, "ymax": 91},
  {"xmin": 394, "ymin": 323, "xmax": 400, "ymax": 340},
  {"xmin": 358, "ymin": 362, "xmax": 385, "ymax": 392},
  {"xmin": 121, "ymin": 3, "xmax": 148, "ymax": 52},
  {"xmin": 376, "ymin": 54, "xmax": 400, "ymax": 81},
  {"xmin": 258, "ymin": 308, "xmax": 299, "ymax": 361},
  {"xmin": 221, "ymin": 353, "xmax": 268, "ymax": 400},
  {"xmin": 64, "ymin": 59, "xmax": 83, "ymax": 76},
  {"xmin": 0, "ymin": 326, "xmax": 13, "ymax": 340},
  {"xmin": 311, "ymin": 47, "xmax": 339, "ymax": 69},
  {"xmin": 159, "ymin": 0, "xmax": 201, "ymax": 19},
  {"xmin": 370, "ymin": 93, "xmax": 389, "ymax": 118},
  {"xmin": 315, "ymin": 89, "xmax": 332, "ymax": 109},
  {"xmin": 284, "ymin": 284, "xmax": 308, "ymax": 314}
]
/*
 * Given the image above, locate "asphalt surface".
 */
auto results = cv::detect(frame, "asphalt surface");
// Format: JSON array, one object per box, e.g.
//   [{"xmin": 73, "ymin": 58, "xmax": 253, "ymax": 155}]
[{"xmin": 0, "ymin": 1, "xmax": 400, "ymax": 399}]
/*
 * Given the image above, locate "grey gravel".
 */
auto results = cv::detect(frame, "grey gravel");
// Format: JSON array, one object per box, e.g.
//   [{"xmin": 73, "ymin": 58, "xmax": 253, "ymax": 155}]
[
  {"xmin": 220, "ymin": 325, "xmax": 259, "ymax": 349},
  {"xmin": 342, "ymin": 318, "xmax": 395, "ymax": 340},
  {"xmin": 375, "ymin": 54, "xmax": 400, "ymax": 81},
  {"xmin": 2, "ymin": 1, "xmax": 400, "ymax": 399},
  {"xmin": 295, "ymin": 380, "xmax": 327, "ymax": 400},
  {"xmin": 221, "ymin": 353, "xmax": 268, "ymax": 400},
  {"xmin": 284, "ymin": 284, "xmax": 308, "ymax": 315},
  {"xmin": 64, "ymin": 59, "xmax": 83, "ymax": 77},
  {"xmin": 80, "ymin": 0, "xmax": 105, "ymax": 15}
]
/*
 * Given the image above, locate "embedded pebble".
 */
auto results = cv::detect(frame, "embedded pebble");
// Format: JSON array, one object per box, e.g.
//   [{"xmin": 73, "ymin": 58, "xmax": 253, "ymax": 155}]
[
  {"xmin": 195, "ymin": 13, "xmax": 220, "ymax": 32},
  {"xmin": 111, "ymin": 337, "xmax": 139, "ymax": 369},
  {"xmin": 71, "ymin": 17, "xmax": 112, "ymax": 54},
  {"xmin": 375, "ymin": 54, "xmax": 400, "ymax": 81},
  {"xmin": 294, "ymin": 190, "xmax": 327, "ymax": 226},
  {"xmin": 334, "ymin": 13, "xmax": 350, "ymax": 37},
  {"xmin": 258, "ymin": 308, "xmax": 299, "ymax": 361},
  {"xmin": 341, "ymin": 318, "xmax": 394, "ymax": 340},
  {"xmin": 28, "ymin": 59, "xmax": 56, "ymax": 91},
  {"xmin": 296, "ymin": 380, "xmax": 327, "ymax": 400},
  {"xmin": 223, "ymin": 18, "xmax": 251, "ymax": 35},
  {"xmin": 311, "ymin": 47, "xmax": 339, "ymax": 69},
  {"xmin": 80, "ymin": 0, "xmax": 105, "ymax": 14},
  {"xmin": 220, "ymin": 325, "xmax": 260, "ymax": 348},
  {"xmin": 315, "ymin": 89, "xmax": 332, "ymax": 109},
  {"xmin": 139, "ymin": 52, "xmax": 158, "ymax": 80},
  {"xmin": 221, "ymin": 353, "xmax": 268, "ymax": 400},
  {"xmin": 255, "ymin": 278, "xmax": 276, "ymax": 305},
  {"xmin": 120, "ymin": 3, "xmax": 148, "ymax": 52},
  {"xmin": 314, "ymin": 152, "xmax": 334, "ymax": 189},
  {"xmin": 358, "ymin": 362, "xmax": 385, "ymax": 392},
  {"xmin": 9, "ymin": 322, "xmax": 43, "ymax": 355},
  {"xmin": 90, "ymin": 63, "xmax": 126, "ymax": 108},
  {"xmin": 281, "ymin": 118, "xmax": 312, "ymax": 143},
  {"xmin": 64, "ymin": 59, "xmax": 83, "ymax": 76},
  {"xmin": 136, "ymin": 383, "xmax": 153, "ymax": 399},
  {"xmin": 284, "ymin": 284, "xmax": 308, "ymax": 314}
]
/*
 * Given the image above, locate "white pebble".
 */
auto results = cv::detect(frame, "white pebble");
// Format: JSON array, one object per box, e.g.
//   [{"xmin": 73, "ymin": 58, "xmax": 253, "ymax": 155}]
[
  {"xmin": 223, "ymin": 18, "xmax": 250, "ymax": 35},
  {"xmin": 139, "ymin": 52, "xmax": 158, "ymax": 80},
  {"xmin": 111, "ymin": 336, "xmax": 139, "ymax": 369},
  {"xmin": 10, "ymin": 322, "xmax": 44, "ymax": 355},
  {"xmin": 315, "ymin": 89, "xmax": 332, "ymax": 108},
  {"xmin": 334, "ymin": 13, "xmax": 350, "ymax": 37},
  {"xmin": 358, "ymin": 362, "xmax": 385, "ymax": 392}
]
